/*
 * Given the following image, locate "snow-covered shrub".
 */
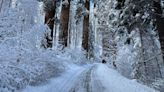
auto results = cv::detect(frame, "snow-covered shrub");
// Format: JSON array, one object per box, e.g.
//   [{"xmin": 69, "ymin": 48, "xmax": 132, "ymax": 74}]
[
  {"xmin": 18, "ymin": 58, "xmax": 65, "ymax": 86},
  {"xmin": 21, "ymin": 24, "xmax": 51, "ymax": 49},
  {"xmin": 152, "ymin": 79, "xmax": 164, "ymax": 91},
  {"xmin": 56, "ymin": 48, "xmax": 89, "ymax": 65},
  {"xmin": 0, "ymin": 26, "xmax": 66, "ymax": 92},
  {"xmin": 0, "ymin": 54, "xmax": 66, "ymax": 92},
  {"xmin": 0, "ymin": 32, "xmax": 66, "ymax": 91},
  {"xmin": 115, "ymin": 45, "xmax": 137, "ymax": 78},
  {"xmin": 0, "ymin": 62, "xmax": 29, "ymax": 92}
]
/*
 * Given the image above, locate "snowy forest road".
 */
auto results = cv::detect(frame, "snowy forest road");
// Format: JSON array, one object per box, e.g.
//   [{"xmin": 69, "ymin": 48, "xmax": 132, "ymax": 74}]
[
  {"xmin": 22, "ymin": 64, "xmax": 106, "ymax": 92},
  {"xmin": 22, "ymin": 64, "xmax": 158, "ymax": 92}
]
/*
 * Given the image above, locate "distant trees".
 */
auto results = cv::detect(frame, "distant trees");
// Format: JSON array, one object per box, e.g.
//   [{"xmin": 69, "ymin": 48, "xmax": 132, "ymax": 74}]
[
  {"xmin": 116, "ymin": 0, "xmax": 164, "ymax": 83},
  {"xmin": 40, "ymin": 1, "xmax": 164, "ymax": 85},
  {"xmin": 89, "ymin": 0, "xmax": 164, "ymax": 87},
  {"xmin": 41, "ymin": 0, "xmax": 96, "ymax": 58}
]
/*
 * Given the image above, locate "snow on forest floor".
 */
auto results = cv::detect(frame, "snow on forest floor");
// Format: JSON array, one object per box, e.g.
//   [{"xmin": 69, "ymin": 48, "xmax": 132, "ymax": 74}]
[{"xmin": 22, "ymin": 63, "xmax": 158, "ymax": 92}]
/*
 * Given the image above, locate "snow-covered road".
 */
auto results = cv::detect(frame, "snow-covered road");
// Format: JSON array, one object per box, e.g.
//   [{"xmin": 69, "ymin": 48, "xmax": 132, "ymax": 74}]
[{"xmin": 22, "ymin": 64, "xmax": 158, "ymax": 92}]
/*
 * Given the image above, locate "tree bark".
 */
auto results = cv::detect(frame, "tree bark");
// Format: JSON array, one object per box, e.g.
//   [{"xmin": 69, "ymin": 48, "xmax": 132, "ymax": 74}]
[
  {"xmin": 82, "ymin": 1, "xmax": 89, "ymax": 52},
  {"xmin": 60, "ymin": 0, "xmax": 70, "ymax": 47},
  {"xmin": 154, "ymin": 1, "xmax": 164, "ymax": 60}
]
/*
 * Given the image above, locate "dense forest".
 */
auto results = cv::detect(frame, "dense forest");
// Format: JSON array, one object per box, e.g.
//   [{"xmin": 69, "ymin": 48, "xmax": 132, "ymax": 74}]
[{"xmin": 0, "ymin": 0, "xmax": 164, "ymax": 92}]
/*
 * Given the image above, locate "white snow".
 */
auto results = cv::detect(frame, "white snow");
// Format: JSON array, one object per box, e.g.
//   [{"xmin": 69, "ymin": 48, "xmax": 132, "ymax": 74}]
[
  {"xmin": 96, "ymin": 64, "xmax": 158, "ymax": 92},
  {"xmin": 22, "ymin": 64, "xmax": 158, "ymax": 92}
]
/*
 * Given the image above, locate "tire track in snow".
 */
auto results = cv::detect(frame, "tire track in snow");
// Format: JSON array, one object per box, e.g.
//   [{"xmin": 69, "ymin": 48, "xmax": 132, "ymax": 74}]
[
  {"xmin": 46, "ymin": 66, "xmax": 87, "ymax": 92},
  {"xmin": 69, "ymin": 66, "xmax": 93, "ymax": 92},
  {"xmin": 91, "ymin": 65, "xmax": 106, "ymax": 92},
  {"xmin": 83, "ymin": 66, "xmax": 93, "ymax": 92},
  {"xmin": 69, "ymin": 64, "xmax": 105, "ymax": 92}
]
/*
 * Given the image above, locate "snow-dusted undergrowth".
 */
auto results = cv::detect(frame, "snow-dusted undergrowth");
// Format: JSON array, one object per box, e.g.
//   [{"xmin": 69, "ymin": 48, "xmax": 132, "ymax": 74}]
[{"xmin": 0, "ymin": 25, "xmax": 66, "ymax": 92}]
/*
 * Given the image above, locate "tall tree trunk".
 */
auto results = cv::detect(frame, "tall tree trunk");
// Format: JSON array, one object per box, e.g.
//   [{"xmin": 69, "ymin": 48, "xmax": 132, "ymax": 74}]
[
  {"xmin": 154, "ymin": 0, "xmax": 164, "ymax": 60},
  {"xmin": 88, "ymin": 0, "xmax": 95, "ymax": 59},
  {"xmin": 68, "ymin": 0, "xmax": 77, "ymax": 49},
  {"xmin": 44, "ymin": 10, "xmax": 55, "ymax": 47},
  {"xmin": 60, "ymin": 0, "xmax": 70, "ymax": 47},
  {"xmin": 153, "ymin": 0, "xmax": 164, "ymax": 78},
  {"xmin": 52, "ymin": 0, "xmax": 62, "ymax": 50},
  {"xmin": 82, "ymin": 1, "xmax": 89, "ymax": 52},
  {"xmin": 45, "ymin": 10, "xmax": 55, "ymax": 35},
  {"xmin": 75, "ymin": 0, "xmax": 84, "ymax": 50}
]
